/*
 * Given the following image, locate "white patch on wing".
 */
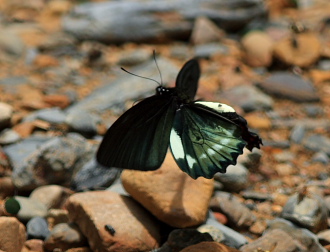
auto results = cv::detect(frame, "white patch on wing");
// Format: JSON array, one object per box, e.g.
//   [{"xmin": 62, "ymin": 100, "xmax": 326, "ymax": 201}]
[
  {"xmin": 170, "ymin": 128, "xmax": 185, "ymax": 159},
  {"xmin": 195, "ymin": 101, "xmax": 235, "ymax": 113},
  {"xmin": 186, "ymin": 154, "xmax": 197, "ymax": 168},
  {"xmin": 199, "ymin": 153, "xmax": 207, "ymax": 160}
]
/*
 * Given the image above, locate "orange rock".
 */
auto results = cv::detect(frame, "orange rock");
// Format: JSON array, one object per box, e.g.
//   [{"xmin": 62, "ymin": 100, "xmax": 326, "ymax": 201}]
[
  {"xmin": 12, "ymin": 121, "xmax": 36, "ymax": 138},
  {"xmin": 0, "ymin": 217, "xmax": 26, "ymax": 252},
  {"xmin": 21, "ymin": 239, "xmax": 44, "ymax": 252},
  {"xmin": 180, "ymin": 241, "xmax": 240, "ymax": 252},
  {"xmin": 43, "ymin": 94, "xmax": 71, "ymax": 109},
  {"xmin": 122, "ymin": 153, "xmax": 214, "ymax": 228},
  {"xmin": 244, "ymin": 113, "xmax": 272, "ymax": 130},
  {"xmin": 33, "ymin": 54, "xmax": 59, "ymax": 68}
]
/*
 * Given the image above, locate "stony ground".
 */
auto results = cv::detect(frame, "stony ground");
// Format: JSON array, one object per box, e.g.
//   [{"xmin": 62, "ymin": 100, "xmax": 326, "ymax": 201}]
[{"xmin": 0, "ymin": 0, "xmax": 329, "ymax": 252}]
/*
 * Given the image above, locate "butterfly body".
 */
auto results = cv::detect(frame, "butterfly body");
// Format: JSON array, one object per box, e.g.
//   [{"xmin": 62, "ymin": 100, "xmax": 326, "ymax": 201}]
[{"xmin": 97, "ymin": 59, "xmax": 262, "ymax": 179}]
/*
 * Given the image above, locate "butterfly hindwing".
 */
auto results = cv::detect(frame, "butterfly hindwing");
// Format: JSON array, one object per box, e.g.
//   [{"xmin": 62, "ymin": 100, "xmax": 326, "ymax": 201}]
[
  {"xmin": 97, "ymin": 95, "xmax": 176, "ymax": 170},
  {"xmin": 170, "ymin": 102, "xmax": 247, "ymax": 179}
]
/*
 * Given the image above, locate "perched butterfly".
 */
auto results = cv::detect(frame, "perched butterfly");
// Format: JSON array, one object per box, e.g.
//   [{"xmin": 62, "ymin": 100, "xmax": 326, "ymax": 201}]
[{"xmin": 97, "ymin": 59, "xmax": 262, "ymax": 179}]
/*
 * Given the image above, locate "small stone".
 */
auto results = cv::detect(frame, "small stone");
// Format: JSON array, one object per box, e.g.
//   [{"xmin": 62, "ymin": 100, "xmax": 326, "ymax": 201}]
[
  {"xmin": 65, "ymin": 110, "xmax": 100, "ymax": 137},
  {"xmin": 15, "ymin": 196, "xmax": 48, "ymax": 222},
  {"xmin": 22, "ymin": 239, "xmax": 44, "ymax": 252},
  {"xmin": 180, "ymin": 241, "xmax": 240, "ymax": 252},
  {"xmin": 0, "ymin": 177, "xmax": 15, "ymax": 199},
  {"xmin": 0, "ymin": 216, "xmax": 26, "ymax": 252},
  {"xmin": 117, "ymin": 49, "xmax": 151, "ymax": 66},
  {"xmin": 44, "ymin": 223, "xmax": 87, "ymax": 251},
  {"xmin": 214, "ymin": 164, "xmax": 249, "ymax": 192},
  {"xmin": 249, "ymin": 219, "xmax": 267, "ymax": 235},
  {"xmin": 274, "ymin": 163, "xmax": 295, "ymax": 176},
  {"xmin": 35, "ymin": 107, "xmax": 67, "ymax": 124},
  {"xmin": 43, "ymin": 94, "xmax": 71, "ymax": 109},
  {"xmin": 47, "ymin": 209, "xmax": 70, "ymax": 229},
  {"xmin": 197, "ymin": 224, "xmax": 225, "ymax": 243},
  {"xmin": 12, "ymin": 121, "xmax": 36, "ymax": 138},
  {"xmin": 311, "ymin": 152, "xmax": 329, "ymax": 164},
  {"xmin": 0, "ymin": 129, "xmax": 21, "ymax": 145},
  {"xmin": 290, "ymin": 124, "xmax": 305, "ymax": 143},
  {"xmin": 190, "ymin": 16, "xmax": 225, "ymax": 45},
  {"xmin": 258, "ymin": 72, "xmax": 319, "ymax": 102},
  {"xmin": 30, "ymin": 185, "xmax": 73, "ymax": 209},
  {"xmin": 0, "ymin": 29, "xmax": 25, "ymax": 62},
  {"xmin": 0, "ymin": 102, "xmax": 13, "ymax": 130},
  {"xmin": 244, "ymin": 113, "xmax": 272, "ymax": 130},
  {"xmin": 26, "ymin": 217, "xmax": 50, "ymax": 240},
  {"xmin": 194, "ymin": 43, "xmax": 228, "ymax": 58},
  {"xmin": 241, "ymin": 30, "xmax": 274, "ymax": 67},
  {"xmin": 121, "ymin": 153, "xmax": 214, "ymax": 228},
  {"xmin": 33, "ymin": 54, "xmax": 59, "ymax": 68},
  {"xmin": 64, "ymin": 191, "xmax": 161, "ymax": 252},
  {"xmin": 317, "ymin": 229, "xmax": 330, "ymax": 245},
  {"xmin": 303, "ymin": 134, "xmax": 330, "ymax": 156}
]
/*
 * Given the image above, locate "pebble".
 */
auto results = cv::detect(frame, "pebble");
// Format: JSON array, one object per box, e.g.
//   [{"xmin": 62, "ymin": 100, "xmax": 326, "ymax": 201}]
[
  {"xmin": 71, "ymin": 158, "xmax": 122, "ymax": 191},
  {"xmin": 44, "ymin": 223, "xmax": 88, "ymax": 251},
  {"xmin": 11, "ymin": 133, "xmax": 93, "ymax": 190},
  {"xmin": 0, "ymin": 217, "xmax": 26, "ymax": 252},
  {"xmin": 34, "ymin": 107, "xmax": 67, "ymax": 124},
  {"xmin": 194, "ymin": 43, "xmax": 228, "ymax": 58},
  {"xmin": 64, "ymin": 191, "xmax": 161, "ymax": 252},
  {"xmin": 26, "ymin": 217, "xmax": 50, "ymax": 240},
  {"xmin": 0, "ymin": 102, "xmax": 13, "ymax": 130},
  {"xmin": 30, "ymin": 185, "xmax": 73, "ymax": 209},
  {"xmin": 46, "ymin": 209, "xmax": 70, "ymax": 229},
  {"xmin": 0, "ymin": 128, "xmax": 21, "ymax": 145},
  {"xmin": 219, "ymin": 85, "xmax": 273, "ymax": 112},
  {"xmin": 121, "ymin": 153, "xmax": 214, "ymax": 228},
  {"xmin": 117, "ymin": 49, "xmax": 151, "ymax": 66},
  {"xmin": 14, "ymin": 196, "xmax": 48, "ymax": 222},
  {"xmin": 241, "ymin": 30, "xmax": 274, "ymax": 67},
  {"xmin": 213, "ymin": 164, "xmax": 249, "ymax": 192},
  {"xmin": 209, "ymin": 192, "xmax": 256, "ymax": 228},
  {"xmin": 180, "ymin": 241, "xmax": 240, "ymax": 252},
  {"xmin": 197, "ymin": 224, "xmax": 225, "ymax": 243},
  {"xmin": 281, "ymin": 192, "xmax": 328, "ymax": 233},
  {"xmin": 311, "ymin": 152, "xmax": 329, "ymax": 164},
  {"xmin": 302, "ymin": 134, "xmax": 330, "ymax": 156},
  {"xmin": 290, "ymin": 124, "xmax": 306, "ymax": 143},
  {"xmin": 0, "ymin": 29, "xmax": 25, "ymax": 62},
  {"xmin": 22, "ymin": 239, "xmax": 44, "ymax": 252},
  {"xmin": 257, "ymin": 72, "xmax": 320, "ymax": 102},
  {"xmin": 65, "ymin": 110, "xmax": 100, "ymax": 137}
]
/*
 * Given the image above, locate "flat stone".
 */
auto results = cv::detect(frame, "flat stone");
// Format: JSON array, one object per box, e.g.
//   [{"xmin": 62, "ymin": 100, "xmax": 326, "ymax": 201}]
[
  {"xmin": 257, "ymin": 72, "xmax": 319, "ymax": 102},
  {"xmin": 121, "ymin": 153, "xmax": 214, "ymax": 228},
  {"xmin": 0, "ymin": 217, "xmax": 26, "ymax": 252},
  {"xmin": 64, "ymin": 191, "xmax": 161, "ymax": 252}
]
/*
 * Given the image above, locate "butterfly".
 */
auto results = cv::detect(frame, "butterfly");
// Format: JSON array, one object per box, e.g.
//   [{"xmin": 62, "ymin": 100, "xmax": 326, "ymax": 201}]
[{"xmin": 96, "ymin": 59, "xmax": 262, "ymax": 179}]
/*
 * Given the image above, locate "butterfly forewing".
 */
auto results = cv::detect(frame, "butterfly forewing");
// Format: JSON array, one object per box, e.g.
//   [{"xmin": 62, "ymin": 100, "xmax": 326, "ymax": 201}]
[
  {"xmin": 170, "ymin": 103, "xmax": 246, "ymax": 179},
  {"xmin": 175, "ymin": 59, "xmax": 200, "ymax": 101},
  {"xmin": 97, "ymin": 95, "xmax": 176, "ymax": 170}
]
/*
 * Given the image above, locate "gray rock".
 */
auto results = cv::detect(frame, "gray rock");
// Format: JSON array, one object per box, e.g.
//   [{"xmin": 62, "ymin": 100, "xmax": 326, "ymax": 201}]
[
  {"xmin": 71, "ymin": 158, "xmax": 122, "ymax": 191},
  {"xmin": 194, "ymin": 43, "xmax": 228, "ymax": 58},
  {"xmin": 26, "ymin": 216, "xmax": 50, "ymax": 240},
  {"xmin": 311, "ymin": 152, "xmax": 329, "ymax": 164},
  {"xmin": 214, "ymin": 163, "xmax": 249, "ymax": 192},
  {"xmin": 44, "ymin": 223, "xmax": 87, "ymax": 251},
  {"xmin": 220, "ymin": 85, "xmax": 273, "ymax": 112},
  {"xmin": 0, "ymin": 129, "xmax": 21, "ymax": 145},
  {"xmin": 257, "ymin": 72, "xmax": 320, "ymax": 102},
  {"xmin": 36, "ymin": 107, "xmax": 67, "ymax": 124},
  {"xmin": 303, "ymin": 134, "xmax": 330, "ymax": 156},
  {"xmin": 0, "ymin": 29, "xmax": 25, "ymax": 61},
  {"xmin": 15, "ymin": 196, "xmax": 48, "ymax": 222},
  {"xmin": 65, "ymin": 110, "xmax": 100, "ymax": 137},
  {"xmin": 290, "ymin": 124, "xmax": 305, "ymax": 143},
  {"xmin": 117, "ymin": 49, "xmax": 152, "ymax": 66},
  {"xmin": 209, "ymin": 192, "xmax": 256, "ymax": 228},
  {"xmin": 11, "ymin": 133, "xmax": 94, "ymax": 190},
  {"xmin": 65, "ymin": 57, "xmax": 180, "ymax": 115},
  {"xmin": 0, "ymin": 102, "xmax": 13, "ymax": 130},
  {"xmin": 281, "ymin": 192, "xmax": 328, "ymax": 233},
  {"xmin": 205, "ymin": 214, "xmax": 248, "ymax": 248}
]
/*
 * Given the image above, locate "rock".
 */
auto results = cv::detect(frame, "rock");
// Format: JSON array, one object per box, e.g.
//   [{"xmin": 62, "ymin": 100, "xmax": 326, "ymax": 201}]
[
  {"xmin": 180, "ymin": 241, "xmax": 240, "ymax": 252},
  {"xmin": 44, "ymin": 223, "xmax": 87, "ymax": 251},
  {"xmin": 0, "ymin": 146, "xmax": 12, "ymax": 177},
  {"xmin": 219, "ymin": 85, "xmax": 273, "ymax": 112},
  {"xmin": 0, "ymin": 129, "xmax": 21, "ymax": 145},
  {"xmin": 65, "ymin": 110, "xmax": 100, "ymax": 137},
  {"xmin": 64, "ymin": 191, "xmax": 161, "ymax": 252},
  {"xmin": 121, "ymin": 153, "xmax": 214, "ymax": 228},
  {"xmin": 197, "ymin": 224, "xmax": 225, "ymax": 243},
  {"xmin": 257, "ymin": 72, "xmax": 319, "ymax": 102},
  {"xmin": 205, "ymin": 214, "xmax": 248, "ymax": 248},
  {"xmin": 290, "ymin": 124, "xmax": 305, "ymax": 143},
  {"xmin": 213, "ymin": 164, "xmax": 249, "ymax": 192},
  {"xmin": 302, "ymin": 134, "xmax": 330, "ymax": 156},
  {"xmin": 21, "ymin": 239, "xmax": 44, "ymax": 252},
  {"xmin": 311, "ymin": 152, "xmax": 329, "ymax": 164},
  {"xmin": 209, "ymin": 192, "xmax": 256, "ymax": 228},
  {"xmin": 34, "ymin": 107, "xmax": 67, "ymax": 124},
  {"xmin": 26, "ymin": 217, "xmax": 50, "ymax": 240},
  {"xmin": 46, "ymin": 209, "xmax": 70, "ymax": 229},
  {"xmin": 0, "ymin": 28, "xmax": 25, "ymax": 62},
  {"xmin": 14, "ymin": 196, "xmax": 48, "ymax": 222},
  {"xmin": 117, "ymin": 49, "xmax": 152, "ymax": 66},
  {"xmin": 244, "ymin": 113, "xmax": 272, "ymax": 130},
  {"xmin": 281, "ymin": 191, "xmax": 328, "ymax": 233},
  {"xmin": 0, "ymin": 102, "xmax": 13, "ymax": 130},
  {"xmin": 317, "ymin": 229, "xmax": 330, "ymax": 246},
  {"xmin": 43, "ymin": 94, "xmax": 72, "ymax": 109},
  {"xmin": 11, "ymin": 133, "xmax": 94, "ymax": 190},
  {"xmin": 0, "ymin": 216, "xmax": 26, "ymax": 252},
  {"xmin": 30, "ymin": 185, "xmax": 73, "ymax": 209},
  {"xmin": 265, "ymin": 218, "xmax": 326, "ymax": 252},
  {"xmin": 106, "ymin": 181, "xmax": 129, "ymax": 196},
  {"xmin": 273, "ymin": 32, "xmax": 321, "ymax": 67},
  {"xmin": 66, "ymin": 57, "xmax": 180, "ymax": 114},
  {"xmin": 71, "ymin": 158, "xmax": 122, "ymax": 191},
  {"xmin": 0, "ymin": 177, "xmax": 15, "ymax": 199},
  {"xmin": 194, "ymin": 43, "xmax": 228, "ymax": 58},
  {"xmin": 190, "ymin": 17, "xmax": 225, "ymax": 45},
  {"xmin": 157, "ymin": 229, "xmax": 213, "ymax": 252},
  {"xmin": 241, "ymin": 30, "xmax": 274, "ymax": 67}
]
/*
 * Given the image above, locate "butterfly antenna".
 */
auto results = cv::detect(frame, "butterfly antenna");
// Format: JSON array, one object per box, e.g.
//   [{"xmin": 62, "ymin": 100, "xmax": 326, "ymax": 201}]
[
  {"xmin": 153, "ymin": 50, "xmax": 163, "ymax": 85},
  {"xmin": 120, "ymin": 67, "xmax": 161, "ymax": 86}
]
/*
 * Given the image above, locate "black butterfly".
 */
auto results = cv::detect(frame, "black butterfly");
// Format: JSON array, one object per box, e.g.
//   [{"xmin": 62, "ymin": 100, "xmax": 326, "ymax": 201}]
[{"xmin": 97, "ymin": 59, "xmax": 262, "ymax": 179}]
